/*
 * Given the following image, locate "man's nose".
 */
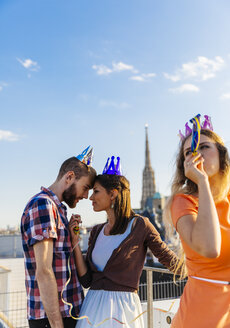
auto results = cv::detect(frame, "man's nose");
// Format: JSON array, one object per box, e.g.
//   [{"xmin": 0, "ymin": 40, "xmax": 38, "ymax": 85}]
[{"xmin": 83, "ymin": 190, "xmax": 89, "ymax": 199}]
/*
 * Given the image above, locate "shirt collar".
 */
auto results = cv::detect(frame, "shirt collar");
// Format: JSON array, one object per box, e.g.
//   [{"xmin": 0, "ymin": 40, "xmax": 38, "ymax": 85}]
[{"xmin": 40, "ymin": 186, "xmax": 67, "ymax": 211}]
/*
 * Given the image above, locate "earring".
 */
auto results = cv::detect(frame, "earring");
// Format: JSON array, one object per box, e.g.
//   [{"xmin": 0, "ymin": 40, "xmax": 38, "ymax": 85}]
[{"xmin": 111, "ymin": 203, "xmax": 114, "ymax": 209}]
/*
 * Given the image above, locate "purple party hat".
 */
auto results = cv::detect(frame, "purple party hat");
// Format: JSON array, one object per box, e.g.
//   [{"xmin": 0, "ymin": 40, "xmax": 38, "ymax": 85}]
[
  {"xmin": 178, "ymin": 114, "xmax": 213, "ymax": 140},
  {"xmin": 102, "ymin": 156, "xmax": 122, "ymax": 175},
  {"xmin": 202, "ymin": 115, "xmax": 213, "ymax": 131}
]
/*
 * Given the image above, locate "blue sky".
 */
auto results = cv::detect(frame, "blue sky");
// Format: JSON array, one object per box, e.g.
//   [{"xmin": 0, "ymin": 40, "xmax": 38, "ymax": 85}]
[{"xmin": 1, "ymin": 0, "xmax": 230, "ymax": 228}]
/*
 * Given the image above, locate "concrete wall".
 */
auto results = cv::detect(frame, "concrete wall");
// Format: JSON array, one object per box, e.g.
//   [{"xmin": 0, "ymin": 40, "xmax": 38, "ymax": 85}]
[
  {"xmin": 0, "ymin": 235, "xmax": 23, "ymax": 258},
  {"xmin": 0, "ymin": 233, "xmax": 90, "ymax": 258}
]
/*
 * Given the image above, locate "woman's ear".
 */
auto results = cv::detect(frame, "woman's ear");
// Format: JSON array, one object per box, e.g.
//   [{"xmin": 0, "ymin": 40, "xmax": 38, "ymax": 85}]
[{"xmin": 110, "ymin": 189, "xmax": 118, "ymax": 200}]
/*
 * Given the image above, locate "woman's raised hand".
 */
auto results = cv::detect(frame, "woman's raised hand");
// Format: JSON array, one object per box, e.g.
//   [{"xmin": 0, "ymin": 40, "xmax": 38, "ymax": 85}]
[
  {"xmin": 69, "ymin": 214, "xmax": 82, "ymax": 246},
  {"xmin": 184, "ymin": 153, "xmax": 208, "ymax": 185}
]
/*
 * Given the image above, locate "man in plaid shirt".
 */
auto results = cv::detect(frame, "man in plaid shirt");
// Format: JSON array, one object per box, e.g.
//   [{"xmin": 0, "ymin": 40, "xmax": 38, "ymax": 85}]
[{"xmin": 21, "ymin": 156, "xmax": 96, "ymax": 328}]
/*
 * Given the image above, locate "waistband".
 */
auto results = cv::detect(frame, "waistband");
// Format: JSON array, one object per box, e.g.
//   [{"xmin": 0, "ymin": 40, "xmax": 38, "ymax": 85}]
[{"xmin": 190, "ymin": 275, "xmax": 230, "ymax": 285}]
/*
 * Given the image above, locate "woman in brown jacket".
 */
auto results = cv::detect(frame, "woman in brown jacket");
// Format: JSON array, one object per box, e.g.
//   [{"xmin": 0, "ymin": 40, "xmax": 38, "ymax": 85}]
[{"xmin": 69, "ymin": 156, "xmax": 178, "ymax": 328}]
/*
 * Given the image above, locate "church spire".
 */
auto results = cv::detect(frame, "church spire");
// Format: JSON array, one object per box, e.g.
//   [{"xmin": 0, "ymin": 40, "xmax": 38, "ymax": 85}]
[
  {"xmin": 145, "ymin": 124, "xmax": 151, "ymax": 167},
  {"xmin": 141, "ymin": 124, "xmax": 156, "ymax": 209}
]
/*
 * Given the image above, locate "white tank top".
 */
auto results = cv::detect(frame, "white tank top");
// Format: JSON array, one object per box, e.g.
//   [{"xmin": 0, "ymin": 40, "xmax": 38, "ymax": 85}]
[{"xmin": 92, "ymin": 217, "xmax": 135, "ymax": 271}]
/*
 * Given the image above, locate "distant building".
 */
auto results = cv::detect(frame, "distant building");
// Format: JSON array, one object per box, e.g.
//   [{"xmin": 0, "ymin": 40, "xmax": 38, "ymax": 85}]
[
  {"xmin": 134, "ymin": 125, "xmax": 165, "ymax": 239},
  {"xmin": 141, "ymin": 125, "xmax": 156, "ymax": 209},
  {"xmin": 0, "ymin": 225, "xmax": 20, "ymax": 235}
]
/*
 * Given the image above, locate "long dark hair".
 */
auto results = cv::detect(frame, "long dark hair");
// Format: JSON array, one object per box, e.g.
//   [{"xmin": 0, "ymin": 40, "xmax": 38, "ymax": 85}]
[{"xmin": 95, "ymin": 174, "xmax": 135, "ymax": 235}]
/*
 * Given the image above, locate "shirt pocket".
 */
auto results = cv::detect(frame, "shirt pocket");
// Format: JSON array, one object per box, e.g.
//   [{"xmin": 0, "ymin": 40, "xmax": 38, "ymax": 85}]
[{"xmin": 54, "ymin": 220, "xmax": 72, "ymax": 252}]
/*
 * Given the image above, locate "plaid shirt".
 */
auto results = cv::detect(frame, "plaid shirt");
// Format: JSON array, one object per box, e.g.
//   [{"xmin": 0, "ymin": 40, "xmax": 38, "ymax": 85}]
[{"xmin": 21, "ymin": 187, "xmax": 83, "ymax": 320}]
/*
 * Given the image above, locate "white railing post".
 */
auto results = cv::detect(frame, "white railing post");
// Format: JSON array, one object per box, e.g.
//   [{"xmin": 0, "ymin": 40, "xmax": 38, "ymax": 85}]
[
  {"xmin": 146, "ymin": 268, "xmax": 153, "ymax": 328},
  {"xmin": 144, "ymin": 266, "xmax": 176, "ymax": 328}
]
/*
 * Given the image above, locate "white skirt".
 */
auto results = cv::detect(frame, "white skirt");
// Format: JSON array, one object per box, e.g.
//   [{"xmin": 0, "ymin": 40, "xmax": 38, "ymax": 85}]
[{"xmin": 76, "ymin": 289, "xmax": 145, "ymax": 328}]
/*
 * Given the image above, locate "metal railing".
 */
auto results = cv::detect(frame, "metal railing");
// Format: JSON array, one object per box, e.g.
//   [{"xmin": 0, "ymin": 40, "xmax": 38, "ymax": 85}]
[
  {"xmin": 141, "ymin": 266, "xmax": 187, "ymax": 328},
  {"xmin": 0, "ymin": 267, "xmax": 186, "ymax": 328},
  {"xmin": 0, "ymin": 290, "xmax": 28, "ymax": 328}
]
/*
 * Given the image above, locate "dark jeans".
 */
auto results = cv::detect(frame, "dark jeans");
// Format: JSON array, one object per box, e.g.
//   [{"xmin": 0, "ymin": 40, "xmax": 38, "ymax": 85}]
[{"xmin": 28, "ymin": 317, "xmax": 76, "ymax": 328}]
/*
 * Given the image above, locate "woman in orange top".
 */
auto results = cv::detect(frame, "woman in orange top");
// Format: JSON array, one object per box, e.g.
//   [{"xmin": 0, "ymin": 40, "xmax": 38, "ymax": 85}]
[{"xmin": 163, "ymin": 116, "xmax": 230, "ymax": 328}]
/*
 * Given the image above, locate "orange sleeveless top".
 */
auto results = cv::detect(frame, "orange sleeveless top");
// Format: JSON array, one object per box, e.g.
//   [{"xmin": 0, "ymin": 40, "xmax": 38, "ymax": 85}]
[{"xmin": 170, "ymin": 194, "xmax": 230, "ymax": 328}]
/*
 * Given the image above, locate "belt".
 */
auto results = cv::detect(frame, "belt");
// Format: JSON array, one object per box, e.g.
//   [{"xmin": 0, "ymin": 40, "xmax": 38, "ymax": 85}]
[{"xmin": 190, "ymin": 275, "xmax": 230, "ymax": 285}]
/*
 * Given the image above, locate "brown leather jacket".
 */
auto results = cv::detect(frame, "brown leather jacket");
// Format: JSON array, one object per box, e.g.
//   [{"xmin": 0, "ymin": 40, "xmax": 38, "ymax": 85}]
[{"xmin": 79, "ymin": 216, "xmax": 178, "ymax": 292}]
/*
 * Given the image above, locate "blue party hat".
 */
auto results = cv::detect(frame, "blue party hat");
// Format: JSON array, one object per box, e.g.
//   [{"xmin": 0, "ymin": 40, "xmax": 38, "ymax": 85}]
[
  {"xmin": 102, "ymin": 156, "xmax": 122, "ymax": 175},
  {"xmin": 102, "ymin": 157, "xmax": 110, "ymax": 174},
  {"xmin": 76, "ymin": 146, "xmax": 93, "ymax": 166}
]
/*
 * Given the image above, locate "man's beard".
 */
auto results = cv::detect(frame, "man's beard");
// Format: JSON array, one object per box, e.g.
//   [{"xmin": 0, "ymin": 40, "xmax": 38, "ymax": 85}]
[{"xmin": 62, "ymin": 183, "xmax": 77, "ymax": 208}]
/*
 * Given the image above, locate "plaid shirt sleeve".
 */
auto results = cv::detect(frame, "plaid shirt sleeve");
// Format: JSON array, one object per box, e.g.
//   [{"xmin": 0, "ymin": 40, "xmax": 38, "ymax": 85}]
[{"xmin": 25, "ymin": 197, "xmax": 58, "ymax": 246}]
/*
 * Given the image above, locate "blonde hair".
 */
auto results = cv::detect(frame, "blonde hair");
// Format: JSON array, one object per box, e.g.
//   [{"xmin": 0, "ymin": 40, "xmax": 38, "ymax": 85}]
[{"xmin": 163, "ymin": 129, "xmax": 230, "ymax": 280}]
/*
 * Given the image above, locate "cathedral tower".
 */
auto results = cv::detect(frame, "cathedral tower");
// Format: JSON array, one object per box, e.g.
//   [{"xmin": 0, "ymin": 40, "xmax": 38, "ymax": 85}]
[{"xmin": 141, "ymin": 125, "xmax": 156, "ymax": 209}]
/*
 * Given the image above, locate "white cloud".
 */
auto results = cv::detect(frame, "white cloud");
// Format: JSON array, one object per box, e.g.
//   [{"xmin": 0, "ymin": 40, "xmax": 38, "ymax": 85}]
[
  {"xmin": 99, "ymin": 100, "xmax": 131, "ymax": 109},
  {"xmin": 130, "ymin": 73, "xmax": 156, "ymax": 82},
  {"xmin": 164, "ymin": 56, "xmax": 224, "ymax": 82},
  {"xmin": 92, "ymin": 64, "xmax": 113, "ymax": 75},
  {"xmin": 0, "ymin": 130, "xmax": 19, "ymax": 142},
  {"xmin": 164, "ymin": 73, "xmax": 180, "ymax": 82},
  {"xmin": 92, "ymin": 61, "xmax": 138, "ymax": 75},
  {"xmin": 17, "ymin": 58, "xmax": 40, "ymax": 72},
  {"xmin": 112, "ymin": 62, "xmax": 138, "ymax": 73},
  {"xmin": 0, "ymin": 82, "xmax": 8, "ymax": 91},
  {"xmin": 130, "ymin": 76, "xmax": 145, "ymax": 82},
  {"xmin": 220, "ymin": 93, "xmax": 230, "ymax": 100},
  {"xmin": 169, "ymin": 84, "xmax": 200, "ymax": 94}
]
